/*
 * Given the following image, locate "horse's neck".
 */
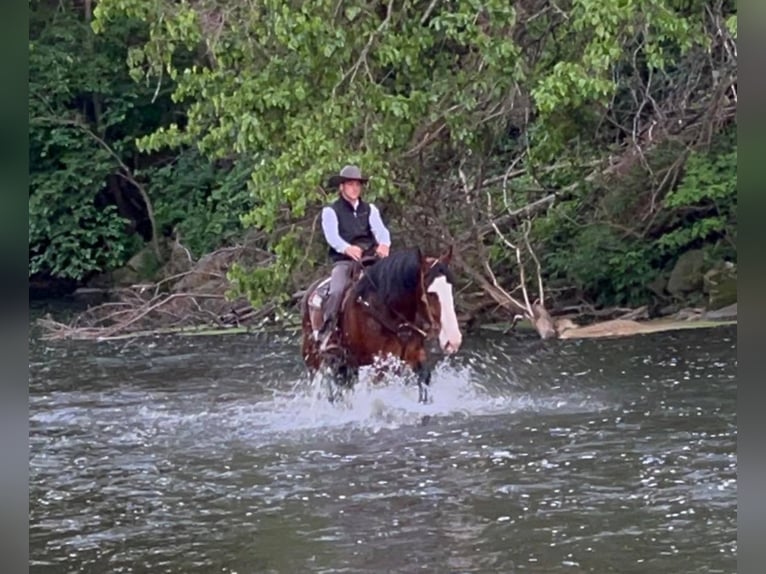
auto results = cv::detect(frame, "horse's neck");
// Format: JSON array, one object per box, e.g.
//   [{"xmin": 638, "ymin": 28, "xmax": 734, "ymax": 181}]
[
  {"xmin": 374, "ymin": 287, "xmax": 420, "ymax": 320},
  {"xmin": 360, "ymin": 258, "xmax": 422, "ymax": 317}
]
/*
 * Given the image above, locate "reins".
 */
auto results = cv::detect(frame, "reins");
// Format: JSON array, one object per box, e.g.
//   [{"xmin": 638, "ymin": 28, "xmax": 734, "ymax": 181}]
[
  {"xmin": 351, "ymin": 256, "xmax": 439, "ymax": 340},
  {"xmin": 356, "ymin": 296, "xmax": 430, "ymax": 338}
]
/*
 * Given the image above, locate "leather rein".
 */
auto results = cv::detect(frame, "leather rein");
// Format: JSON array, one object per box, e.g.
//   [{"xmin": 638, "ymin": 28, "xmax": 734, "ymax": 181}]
[{"xmin": 352, "ymin": 259, "xmax": 440, "ymax": 341}]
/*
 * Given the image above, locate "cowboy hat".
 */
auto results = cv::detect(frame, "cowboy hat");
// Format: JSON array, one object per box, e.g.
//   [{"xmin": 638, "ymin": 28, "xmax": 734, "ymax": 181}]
[{"xmin": 327, "ymin": 165, "xmax": 370, "ymax": 188}]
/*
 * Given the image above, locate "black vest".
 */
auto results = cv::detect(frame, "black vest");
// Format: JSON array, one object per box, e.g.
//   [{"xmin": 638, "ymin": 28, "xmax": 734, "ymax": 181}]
[{"xmin": 329, "ymin": 197, "xmax": 377, "ymax": 262}]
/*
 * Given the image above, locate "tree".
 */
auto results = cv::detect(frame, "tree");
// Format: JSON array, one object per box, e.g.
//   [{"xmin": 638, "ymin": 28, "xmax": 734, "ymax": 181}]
[{"xmin": 83, "ymin": 0, "xmax": 737, "ymax": 313}]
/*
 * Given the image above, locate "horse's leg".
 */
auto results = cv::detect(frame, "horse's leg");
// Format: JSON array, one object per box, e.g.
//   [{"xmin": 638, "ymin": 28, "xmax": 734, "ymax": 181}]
[
  {"xmin": 403, "ymin": 345, "xmax": 433, "ymax": 404},
  {"xmin": 326, "ymin": 368, "xmax": 342, "ymax": 404},
  {"xmin": 315, "ymin": 361, "xmax": 338, "ymax": 404},
  {"xmin": 414, "ymin": 362, "xmax": 432, "ymax": 404},
  {"xmin": 320, "ymin": 352, "xmax": 361, "ymax": 403},
  {"xmin": 336, "ymin": 364, "xmax": 354, "ymax": 388},
  {"xmin": 318, "ymin": 352, "xmax": 347, "ymax": 403},
  {"xmin": 342, "ymin": 365, "xmax": 360, "ymax": 388}
]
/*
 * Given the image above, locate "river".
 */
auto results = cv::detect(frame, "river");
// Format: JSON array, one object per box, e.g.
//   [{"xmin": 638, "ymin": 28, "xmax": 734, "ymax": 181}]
[{"xmin": 29, "ymin": 322, "xmax": 737, "ymax": 573}]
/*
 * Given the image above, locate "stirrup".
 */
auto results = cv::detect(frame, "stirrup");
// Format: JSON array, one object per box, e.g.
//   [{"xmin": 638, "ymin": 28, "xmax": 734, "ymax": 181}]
[
  {"xmin": 319, "ymin": 323, "xmax": 343, "ymax": 351},
  {"xmin": 319, "ymin": 333, "xmax": 339, "ymax": 352}
]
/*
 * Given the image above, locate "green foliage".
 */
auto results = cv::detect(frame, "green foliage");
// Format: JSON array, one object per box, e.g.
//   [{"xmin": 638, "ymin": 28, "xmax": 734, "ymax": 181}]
[
  {"xmin": 657, "ymin": 133, "xmax": 737, "ymax": 255},
  {"xmin": 538, "ymin": 216, "xmax": 658, "ymax": 307},
  {"xmin": 148, "ymin": 150, "xmax": 254, "ymax": 258},
  {"xmin": 29, "ymin": 200, "xmax": 133, "ymax": 281},
  {"xmin": 663, "ymin": 143, "xmax": 737, "ymax": 209},
  {"xmin": 78, "ymin": 0, "xmax": 736, "ymax": 312},
  {"xmin": 29, "ymin": 1, "xmax": 251, "ymax": 284},
  {"xmin": 655, "ymin": 216, "xmax": 727, "ymax": 253},
  {"xmin": 530, "ymin": 0, "xmax": 701, "ymax": 163},
  {"xmin": 92, "ymin": 0, "xmax": 525, "ymax": 299},
  {"xmin": 29, "ymin": 2, "xmax": 141, "ymax": 280},
  {"xmin": 537, "ymin": 128, "xmax": 736, "ymax": 307},
  {"xmin": 604, "ymin": 245, "xmax": 659, "ymax": 306}
]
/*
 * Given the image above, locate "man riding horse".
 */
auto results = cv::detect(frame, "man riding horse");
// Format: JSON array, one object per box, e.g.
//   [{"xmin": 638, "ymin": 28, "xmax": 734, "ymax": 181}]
[{"xmin": 316, "ymin": 164, "xmax": 392, "ymax": 351}]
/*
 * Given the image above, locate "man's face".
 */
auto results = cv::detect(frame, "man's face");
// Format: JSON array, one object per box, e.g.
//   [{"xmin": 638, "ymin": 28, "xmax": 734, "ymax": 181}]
[{"xmin": 340, "ymin": 180, "xmax": 362, "ymax": 203}]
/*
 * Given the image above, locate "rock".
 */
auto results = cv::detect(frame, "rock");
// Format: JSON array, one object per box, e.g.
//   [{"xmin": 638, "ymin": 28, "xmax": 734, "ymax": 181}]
[
  {"xmin": 159, "ymin": 240, "xmax": 194, "ymax": 279},
  {"xmin": 671, "ymin": 307, "xmax": 704, "ymax": 321},
  {"xmin": 99, "ymin": 244, "xmax": 162, "ymax": 288},
  {"xmin": 109, "ymin": 266, "xmax": 144, "ymax": 287},
  {"xmin": 173, "ymin": 248, "xmax": 240, "ymax": 293},
  {"xmin": 667, "ymin": 249, "xmax": 705, "ymax": 297},
  {"xmin": 70, "ymin": 287, "xmax": 111, "ymax": 305},
  {"xmin": 704, "ymin": 302, "xmax": 737, "ymax": 321},
  {"xmin": 647, "ymin": 274, "xmax": 668, "ymax": 298},
  {"xmin": 658, "ymin": 303, "xmax": 681, "ymax": 317},
  {"xmin": 125, "ymin": 246, "xmax": 159, "ymax": 274},
  {"xmin": 88, "ymin": 239, "xmax": 197, "ymax": 292},
  {"xmin": 703, "ymin": 262, "xmax": 737, "ymax": 310}
]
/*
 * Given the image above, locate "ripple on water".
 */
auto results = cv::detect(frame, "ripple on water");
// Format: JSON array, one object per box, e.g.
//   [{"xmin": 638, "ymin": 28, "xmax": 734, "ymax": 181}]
[{"xmin": 29, "ymin": 326, "xmax": 737, "ymax": 573}]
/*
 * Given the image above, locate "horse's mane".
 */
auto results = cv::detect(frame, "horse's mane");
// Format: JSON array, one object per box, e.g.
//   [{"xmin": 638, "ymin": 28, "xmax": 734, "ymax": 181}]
[{"xmin": 354, "ymin": 248, "xmax": 422, "ymax": 306}]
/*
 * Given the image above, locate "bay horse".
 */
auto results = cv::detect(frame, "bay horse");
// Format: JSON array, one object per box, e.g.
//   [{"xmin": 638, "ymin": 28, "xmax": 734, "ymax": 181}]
[{"xmin": 300, "ymin": 246, "xmax": 463, "ymax": 403}]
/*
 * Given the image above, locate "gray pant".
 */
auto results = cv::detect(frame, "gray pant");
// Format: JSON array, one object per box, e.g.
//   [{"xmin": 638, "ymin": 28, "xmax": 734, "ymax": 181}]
[{"xmin": 323, "ymin": 260, "xmax": 355, "ymax": 327}]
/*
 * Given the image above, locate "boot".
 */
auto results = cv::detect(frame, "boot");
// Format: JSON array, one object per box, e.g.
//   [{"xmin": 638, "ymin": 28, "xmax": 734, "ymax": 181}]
[{"xmin": 318, "ymin": 316, "xmax": 338, "ymax": 351}]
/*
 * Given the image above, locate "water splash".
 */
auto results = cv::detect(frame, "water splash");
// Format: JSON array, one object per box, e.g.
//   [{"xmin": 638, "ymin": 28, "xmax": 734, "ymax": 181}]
[
  {"xmin": 224, "ymin": 357, "xmax": 613, "ymax": 440},
  {"xmin": 30, "ymin": 347, "xmax": 614, "ymax": 455},
  {"xmin": 28, "ymin": 327, "xmax": 737, "ymax": 574}
]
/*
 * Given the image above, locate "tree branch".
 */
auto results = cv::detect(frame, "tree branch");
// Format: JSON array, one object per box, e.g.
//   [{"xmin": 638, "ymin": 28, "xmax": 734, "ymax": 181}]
[
  {"xmin": 332, "ymin": 0, "xmax": 394, "ymax": 96},
  {"xmin": 31, "ymin": 114, "xmax": 162, "ymax": 260}
]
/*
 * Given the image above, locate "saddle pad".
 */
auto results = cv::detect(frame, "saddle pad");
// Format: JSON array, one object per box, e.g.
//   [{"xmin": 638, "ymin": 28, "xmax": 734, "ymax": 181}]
[{"xmin": 309, "ymin": 277, "xmax": 332, "ymax": 309}]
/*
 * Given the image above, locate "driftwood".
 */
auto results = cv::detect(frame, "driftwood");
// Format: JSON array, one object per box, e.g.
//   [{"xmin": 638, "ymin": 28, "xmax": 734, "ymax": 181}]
[
  {"xmin": 36, "ymin": 241, "xmax": 285, "ymax": 341},
  {"xmin": 39, "ymin": 290, "xmax": 229, "ymax": 341},
  {"xmin": 553, "ymin": 314, "xmax": 734, "ymax": 339},
  {"xmin": 36, "ymin": 288, "xmax": 290, "ymax": 341}
]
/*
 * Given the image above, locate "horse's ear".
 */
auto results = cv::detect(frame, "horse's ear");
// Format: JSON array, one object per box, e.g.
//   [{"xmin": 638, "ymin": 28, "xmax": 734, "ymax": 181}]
[{"xmin": 440, "ymin": 245, "xmax": 454, "ymax": 264}]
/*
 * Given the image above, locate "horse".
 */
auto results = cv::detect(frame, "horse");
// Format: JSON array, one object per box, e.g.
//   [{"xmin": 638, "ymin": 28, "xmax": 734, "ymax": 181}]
[{"xmin": 300, "ymin": 246, "xmax": 463, "ymax": 403}]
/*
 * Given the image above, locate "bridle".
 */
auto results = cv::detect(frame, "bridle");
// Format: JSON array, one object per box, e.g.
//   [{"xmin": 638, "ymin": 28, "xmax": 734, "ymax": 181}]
[
  {"xmin": 354, "ymin": 259, "xmax": 442, "ymax": 342},
  {"xmin": 418, "ymin": 259, "xmax": 442, "ymax": 339}
]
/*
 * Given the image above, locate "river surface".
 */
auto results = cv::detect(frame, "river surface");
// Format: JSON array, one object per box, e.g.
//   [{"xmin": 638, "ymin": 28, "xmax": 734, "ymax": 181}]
[{"xmin": 29, "ymin": 323, "xmax": 737, "ymax": 573}]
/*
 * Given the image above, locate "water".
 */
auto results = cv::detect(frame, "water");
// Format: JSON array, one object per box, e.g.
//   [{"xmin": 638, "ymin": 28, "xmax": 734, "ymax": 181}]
[{"xmin": 29, "ymin": 325, "xmax": 737, "ymax": 573}]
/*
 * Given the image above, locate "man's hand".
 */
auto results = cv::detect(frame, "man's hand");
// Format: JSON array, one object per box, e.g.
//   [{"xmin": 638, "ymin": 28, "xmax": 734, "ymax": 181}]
[
  {"xmin": 375, "ymin": 244, "xmax": 390, "ymax": 258},
  {"xmin": 344, "ymin": 245, "xmax": 363, "ymax": 261}
]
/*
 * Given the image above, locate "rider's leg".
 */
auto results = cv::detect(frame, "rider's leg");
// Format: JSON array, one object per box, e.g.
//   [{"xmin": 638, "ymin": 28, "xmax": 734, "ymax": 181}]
[{"xmin": 320, "ymin": 261, "xmax": 353, "ymax": 346}]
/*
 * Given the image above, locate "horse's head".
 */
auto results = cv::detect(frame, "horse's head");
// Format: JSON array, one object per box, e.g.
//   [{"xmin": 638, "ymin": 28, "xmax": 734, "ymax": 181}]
[{"xmin": 419, "ymin": 246, "xmax": 462, "ymax": 355}]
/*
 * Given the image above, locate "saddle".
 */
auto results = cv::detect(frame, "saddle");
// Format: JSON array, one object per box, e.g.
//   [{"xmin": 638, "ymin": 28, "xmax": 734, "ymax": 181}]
[{"xmin": 305, "ymin": 257, "xmax": 377, "ymax": 335}]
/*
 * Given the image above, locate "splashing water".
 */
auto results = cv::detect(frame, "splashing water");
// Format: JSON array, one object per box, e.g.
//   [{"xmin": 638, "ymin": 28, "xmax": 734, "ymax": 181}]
[
  {"xmin": 213, "ymin": 354, "xmax": 613, "ymax": 443},
  {"xmin": 29, "ymin": 326, "xmax": 737, "ymax": 574}
]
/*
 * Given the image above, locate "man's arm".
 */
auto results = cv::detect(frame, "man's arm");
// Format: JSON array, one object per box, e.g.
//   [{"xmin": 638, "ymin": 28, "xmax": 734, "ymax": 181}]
[
  {"xmin": 321, "ymin": 207, "xmax": 351, "ymax": 254},
  {"xmin": 369, "ymin": 204, "xmax": 391, "ymax": 246}
]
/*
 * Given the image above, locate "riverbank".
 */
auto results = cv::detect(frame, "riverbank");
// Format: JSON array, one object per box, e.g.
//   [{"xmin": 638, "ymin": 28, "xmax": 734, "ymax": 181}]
[
  {"xmin": 32, "ymin": 294, "xmax": 736, "ymax": 343},
  {"xmin": 489, "ymin": 312, "xmax": 737, "ymax": 340}
]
